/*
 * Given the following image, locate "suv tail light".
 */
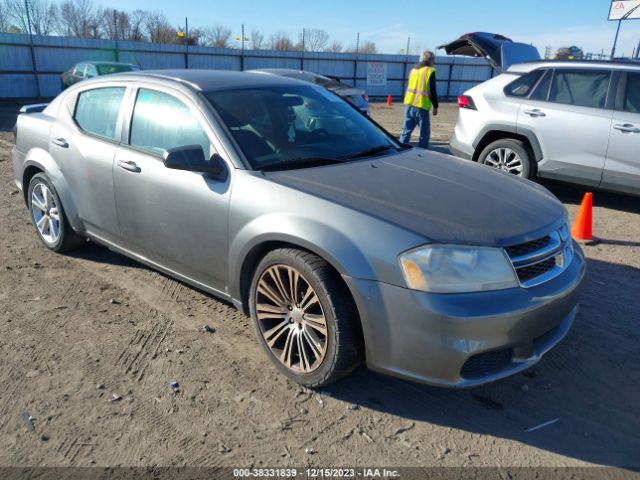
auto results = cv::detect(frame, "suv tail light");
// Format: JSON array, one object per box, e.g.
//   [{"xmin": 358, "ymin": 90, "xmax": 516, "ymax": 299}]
[
  {"xmin": 458, "ymin": 95, "xmax": 477, "ymax": 110},
  {"xmin": 361, "ymin": 93, "xmax": 369, "ymax": 102}
]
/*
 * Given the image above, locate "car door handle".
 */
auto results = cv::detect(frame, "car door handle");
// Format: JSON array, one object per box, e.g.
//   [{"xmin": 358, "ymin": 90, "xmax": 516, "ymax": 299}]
[
  {"xmin": 613, "ymin": 123, "xmax": 640, "ymax": 133},
  {"xmin": 52, "ymin": 137, "xmax": 69, "ymax": 148},
  {"xmin": 523, "ymin": 109, "xmax": 546, "ymax": 117},
  {"xmin": 117, "ymin": 160, "xmax": 141, "ymax": 173}
]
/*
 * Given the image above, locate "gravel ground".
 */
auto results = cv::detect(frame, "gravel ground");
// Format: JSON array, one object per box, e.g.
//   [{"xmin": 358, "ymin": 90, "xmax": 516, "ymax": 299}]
[{"xmin": 0, "ymin": 102, "xmax": 639, "ymax": 471}]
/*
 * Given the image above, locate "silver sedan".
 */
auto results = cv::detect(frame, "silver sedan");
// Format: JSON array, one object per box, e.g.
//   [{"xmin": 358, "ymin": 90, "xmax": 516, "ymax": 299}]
[{"xmin": 11, "ymin": 70, "xmax": 585, "ymax": 388}]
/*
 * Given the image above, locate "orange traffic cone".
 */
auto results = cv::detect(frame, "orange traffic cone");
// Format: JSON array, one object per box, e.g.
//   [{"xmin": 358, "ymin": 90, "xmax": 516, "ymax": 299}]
[
  {"xmin": 571, "ymin": 192, "xmax": 597, "ymax": 244},
  {"xmin": 386, "ymin": 95, "xmax": 393, "ymax": 106}
]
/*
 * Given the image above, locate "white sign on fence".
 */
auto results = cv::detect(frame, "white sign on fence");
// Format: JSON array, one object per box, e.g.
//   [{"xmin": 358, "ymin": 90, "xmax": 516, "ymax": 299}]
[
  {"xmin": 609, "ymin": 0, "xmax": 640, "ymax": 20},
  {"xmin": 367, "ymin": 62, "xmax": 387, "ymax": 86}
]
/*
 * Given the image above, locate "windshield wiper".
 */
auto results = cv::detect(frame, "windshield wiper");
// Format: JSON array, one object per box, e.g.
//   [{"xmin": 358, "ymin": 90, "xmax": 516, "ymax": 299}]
[
  {"xmin": 345, "ymin": 144, "xmax": 396, "ymax": 159},
  {"xmin": 260, "ymin": 157, "xmax": 344, "ymax": 172}
]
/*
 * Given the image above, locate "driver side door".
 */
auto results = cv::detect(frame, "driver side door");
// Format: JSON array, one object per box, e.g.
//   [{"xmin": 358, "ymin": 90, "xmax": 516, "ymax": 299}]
[{"xmin": 113, "ymin": 87, "xmax": 232, "ymax": 292}]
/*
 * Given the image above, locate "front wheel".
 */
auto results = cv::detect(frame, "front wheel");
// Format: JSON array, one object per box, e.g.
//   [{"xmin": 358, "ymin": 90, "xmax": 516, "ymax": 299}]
[
  {"xmin": 478, "ymin": 139, "xmax": 535, "ymax": 179},
  {"xmin": 249, "ymin": 248, "xmax": 362, "ymax": 388},
  {"xmin": 28, "ymin": 173, "xmax": 85, "ymax": 252}
]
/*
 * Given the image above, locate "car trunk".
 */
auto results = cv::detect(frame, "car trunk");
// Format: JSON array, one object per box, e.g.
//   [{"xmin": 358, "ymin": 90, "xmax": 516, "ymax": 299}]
[{"xmin": 437, "ymin": 32, "xmax": 541, "ymax": 73}]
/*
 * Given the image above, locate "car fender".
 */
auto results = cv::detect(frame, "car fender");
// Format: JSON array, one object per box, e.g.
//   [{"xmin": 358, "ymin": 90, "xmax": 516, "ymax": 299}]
[
  {"xmin": 23, "ymin": 148, "xmax": 84, "ymax": 232},
  {"xmin": 472, "ymin": 123, "xmax": 543, "ymax": 162},
  {"xmin": 228, "ymin": 212, "xmax": 376, "ymax": 304}
]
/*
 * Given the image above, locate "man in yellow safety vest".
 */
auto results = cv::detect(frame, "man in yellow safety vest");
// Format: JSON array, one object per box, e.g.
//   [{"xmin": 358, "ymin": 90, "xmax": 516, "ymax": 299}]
[{"xmin": 399, "ymin": 50, "xmax": 438, "ymax": 149}]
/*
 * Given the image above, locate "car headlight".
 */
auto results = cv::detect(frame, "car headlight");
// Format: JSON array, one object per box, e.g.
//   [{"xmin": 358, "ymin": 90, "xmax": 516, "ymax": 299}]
[{"xmin": 399, "ymin": 245, "xmax": 519, "ymax": 293}]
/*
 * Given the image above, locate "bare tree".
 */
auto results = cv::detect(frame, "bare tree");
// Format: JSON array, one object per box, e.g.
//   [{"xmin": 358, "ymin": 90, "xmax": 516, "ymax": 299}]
[
  {"xmin": 326, "ymin": 40, "xmax": 343, "ymax": 53},
  {"xmin": 6, "ymin": 0, "xmax": 57, "ymax": 35},
  {"xmin": 269, "ymin": 31, "xmax": 294, "ymax": 51},
  {"xmin": 204, "ymin": 24, "xmax": 231, "ymax": 48},
  {"xmin": 359, "ymin": 41, "xmax": 377, "ymax": 54},
  {"xmin": 250, "ymin": 28, "xmax": 264, "ymax": 49},
  {"xmin": 303, "ymin": 28, "xmax": 329, "ymax": 52},
  {"xmin": 186, "ymin": 27, "xmax": 204, "ymax": 46},
  {"xmin": 0, "ymin": 0, "xmax": 13, "ymax": 32},
  {"xmin": 101, "ymin": 9, "xmax": 147, "ymax": 41},
  {"xmin": 144, "ymin": 11, "xmax": 175, "ymax": 44},
  {"xmin": 56, "ymin": 0, "xmax": 101, "ymax": 38}
]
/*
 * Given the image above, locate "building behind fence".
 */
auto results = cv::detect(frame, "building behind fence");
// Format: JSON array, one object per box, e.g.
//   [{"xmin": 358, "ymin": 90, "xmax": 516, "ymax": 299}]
[{"xmin": 0, "ymin": 32, "xmax": 492, "ymax": 99}]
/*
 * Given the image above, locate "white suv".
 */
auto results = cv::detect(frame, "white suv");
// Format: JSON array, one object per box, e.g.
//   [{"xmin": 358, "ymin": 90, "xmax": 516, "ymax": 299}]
[{"xmin": 449, "ymin": 61, "xmax": 640, "ymax": 196}]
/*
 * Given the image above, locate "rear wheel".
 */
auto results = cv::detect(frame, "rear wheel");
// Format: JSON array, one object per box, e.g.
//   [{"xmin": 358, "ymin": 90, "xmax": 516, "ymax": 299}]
[
  {"xmin": 478, "ymin": 139, "xmax": 535, "ymax": 179},
  {"xmin": 28, "ymin": 173, "xmax": 85, "ymax": 252},
  {"xmin": 249, "ymin": 248, "xmax": 362, "ymax": 388}
]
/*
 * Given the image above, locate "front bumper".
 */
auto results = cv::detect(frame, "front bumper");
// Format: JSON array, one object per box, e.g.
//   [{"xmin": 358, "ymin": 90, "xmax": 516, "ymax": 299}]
[{"xmin": 343, "ymin": 245, "xmax": 586, "ymax": 387}]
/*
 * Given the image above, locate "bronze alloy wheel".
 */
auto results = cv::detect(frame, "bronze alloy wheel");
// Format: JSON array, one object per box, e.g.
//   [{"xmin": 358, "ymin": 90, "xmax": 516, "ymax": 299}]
[{"xmin": 255, "ymin": 264, "xmax": 328, "ymax": 373}]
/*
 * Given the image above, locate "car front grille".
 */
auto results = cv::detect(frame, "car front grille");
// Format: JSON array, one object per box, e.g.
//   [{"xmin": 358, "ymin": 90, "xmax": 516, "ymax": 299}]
[{"xmin": 504, "ymin": 224, "xmax": 573, "ymax": 288}]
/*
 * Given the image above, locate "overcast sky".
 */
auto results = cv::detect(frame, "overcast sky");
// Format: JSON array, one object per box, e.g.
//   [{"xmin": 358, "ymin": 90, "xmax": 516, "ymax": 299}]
[{"xmin": 103, "ymin": 0, "xmax": 640, "ymax": 57}]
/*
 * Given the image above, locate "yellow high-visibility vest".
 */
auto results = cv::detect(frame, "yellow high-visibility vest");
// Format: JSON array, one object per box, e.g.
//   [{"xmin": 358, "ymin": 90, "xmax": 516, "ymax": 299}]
[{"xmin": 404, "ymin": 66, "xmax": 435, "ymax": 110}]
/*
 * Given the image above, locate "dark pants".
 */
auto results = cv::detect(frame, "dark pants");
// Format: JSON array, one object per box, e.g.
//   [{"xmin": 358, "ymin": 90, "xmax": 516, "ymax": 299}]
[{"xmin": 399, "ymin": 106, "xmax": 431, "ymax": 149}]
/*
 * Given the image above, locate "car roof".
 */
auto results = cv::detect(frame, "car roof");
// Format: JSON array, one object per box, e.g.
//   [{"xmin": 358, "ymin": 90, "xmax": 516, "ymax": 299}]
[
  {"xmin": 80, "ymin": 61, "xmax": 138, "ymax": 67},
  {"xmin": 103, "ymin": 69, "xmax": 308, "ymax": 91},
  {"xmin": 509, "ymin": 59, "xmax": 640, "ymax": 72},
  {"xmin": 250, "ymin": 68, "xmax": 330, "ymax": 79}
]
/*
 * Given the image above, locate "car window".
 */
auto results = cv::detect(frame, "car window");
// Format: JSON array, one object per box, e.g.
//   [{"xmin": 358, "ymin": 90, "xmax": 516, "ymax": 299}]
[
  {"xmin": 529, "ymin": 70, "xmax": 552, "ymax": 101},
  {"xmin": 549, "ymin": 69, "xmax": 611, "ymax": 109},
  {"xmin": 504, "ymin": 70, "xmax": 544, "ymax": 97},
  {"xmin": 85, "ymin": 64, "xmax": 98, "ymax": 78},
  {"xmin": 73, "ymin": 63, "xmax": 85, "ymax": 76},
  {"xmin": 129, "ymin": 89, "xmax": 212, "ymax": 157},
  {"xmin": 97, "ymin": 64, "xmax": 137, "ymax": 75},
  {"xmin": 205, "ymin": 84, "xmax": 396, "ymax": 170},
  {"xmin": 624, "ymin": 73, "xmax": 640, "ymax": 113},
  {"xmin": 74, "ymin": 87, "xmax": 126, "ymax": 140}
]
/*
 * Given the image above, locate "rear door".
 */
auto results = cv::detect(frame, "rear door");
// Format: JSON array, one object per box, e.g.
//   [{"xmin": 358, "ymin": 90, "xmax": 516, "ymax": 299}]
[
  {"xmin": 49, "ymin": 85, "xmax": 127, "ymax": 242},
  {"xmin": 517, "ymin": 68, "xmax": 614, "ymax": 187},
  {"xmin": 113, "ymin": 86, "xmax": 231, "ymax": 290},
  {"xmin": 602, "ymin": 71, "xmax": 640, "ymax": 195}
]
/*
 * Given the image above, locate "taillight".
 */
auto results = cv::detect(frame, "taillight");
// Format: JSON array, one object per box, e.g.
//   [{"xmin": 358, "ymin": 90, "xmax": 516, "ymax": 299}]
[
  {"xmin": 362, "ymin": 93, "xmax": 369, "ymax": 102},
  {"xmin": 12, "ymin": 123, "xmax": 17, "ymax": 144},
  {"xmin": 458, "ymin": 95, "xmax": 477, "ymax": 110}
]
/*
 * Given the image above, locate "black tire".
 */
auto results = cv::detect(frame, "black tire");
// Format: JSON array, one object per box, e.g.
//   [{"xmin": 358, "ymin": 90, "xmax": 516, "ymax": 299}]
[
  {"xmin": 27, "ymin": 173, "xmax": 85, "ymax": 252},
  {"xmin": 249, "ymin": 248, "xmax": 363, "ymax": 388},
  {"xmin": 477, "ymin": 138, "xmax": 536, "ymax": 180}
]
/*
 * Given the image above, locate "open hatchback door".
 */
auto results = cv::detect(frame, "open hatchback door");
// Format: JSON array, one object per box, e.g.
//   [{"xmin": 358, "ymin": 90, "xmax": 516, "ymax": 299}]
[{"xmin": 437, "ymin": 32, "xmax": 540, "ymax": 72}]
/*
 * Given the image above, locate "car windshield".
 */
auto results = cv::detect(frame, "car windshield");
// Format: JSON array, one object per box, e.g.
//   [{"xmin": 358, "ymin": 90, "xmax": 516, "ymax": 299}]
[
  {"xmin": 205, "ymin": 85, "xmax": 398, "ymax": 170},
  {"xmin": 97, "ymin": 64, "xmax": 139, "ymax": 75}
]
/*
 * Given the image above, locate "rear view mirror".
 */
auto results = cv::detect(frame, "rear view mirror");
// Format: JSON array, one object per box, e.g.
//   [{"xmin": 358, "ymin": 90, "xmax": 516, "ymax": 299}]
[
  {"xmin": 282, "ymin": 95, "xmax": 304, "ymax": 107},
  {"xmin": 163, "ymin": 145, "xmax": 228, "ymax": 181}
]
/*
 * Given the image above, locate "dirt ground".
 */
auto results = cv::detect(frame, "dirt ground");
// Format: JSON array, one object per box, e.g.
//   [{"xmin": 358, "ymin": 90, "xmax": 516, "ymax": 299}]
[{"xmin": 0, "ymin": 102, "xmax": 639, "ymax": 471}]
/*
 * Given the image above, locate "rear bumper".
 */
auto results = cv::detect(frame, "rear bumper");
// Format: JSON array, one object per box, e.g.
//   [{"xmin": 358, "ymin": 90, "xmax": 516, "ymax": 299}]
[
  {"xmin": 343, "ymin": 245, "xmax": 586, "ymax": 387},
  {"xmin": 449, "ymin": 132, "xmax": 473, "ymax": 160}
]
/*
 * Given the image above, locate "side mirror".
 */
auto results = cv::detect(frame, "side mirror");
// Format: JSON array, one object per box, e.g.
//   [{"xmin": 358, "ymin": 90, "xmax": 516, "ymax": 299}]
[{"xmin": 163, "ymin": 145, "xmax": 228, "ymax": 181}]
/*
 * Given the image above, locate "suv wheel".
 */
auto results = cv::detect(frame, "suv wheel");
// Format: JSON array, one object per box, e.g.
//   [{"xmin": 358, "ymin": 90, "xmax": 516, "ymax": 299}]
[
  {"xmin": 478, "ymin": 139, "xmax": 535, "ymax": 179},
  {"xmin": 249, "ymin": 248, "xmax": 362, "ymax": 388},
  {"xmin": 28, "ymin": 173, "xmax": 85, "ymax": 252}
]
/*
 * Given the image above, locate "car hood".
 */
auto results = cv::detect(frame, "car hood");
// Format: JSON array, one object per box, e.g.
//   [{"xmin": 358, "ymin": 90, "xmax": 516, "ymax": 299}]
[{"xmin": 264, "ymin": 149, "xmax": 565, "ymax": 246}]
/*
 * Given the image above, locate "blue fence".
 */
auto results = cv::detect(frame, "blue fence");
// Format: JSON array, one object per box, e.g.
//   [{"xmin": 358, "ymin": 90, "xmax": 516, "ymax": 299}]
[{"xmin": 0, "ymin": 32, "xmax": 492, "ymax": 99}]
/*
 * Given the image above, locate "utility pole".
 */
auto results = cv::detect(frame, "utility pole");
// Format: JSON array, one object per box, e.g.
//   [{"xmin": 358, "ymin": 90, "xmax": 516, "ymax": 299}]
[
  {"xmin": 353, "ymin": 32, "xmax": 359, "ymax": 86},
  {"xmin": 113, "ymin": 9, "xmax": 119, "ymax": 62},
  {"xmin": 240, "ymin": 23, "xmax": 245, "ymax": 71},
  {"xmin": 24, "ymin": 0, "xmax": 41, "ymax": 97},
  {"xmin": 300, "ymin": 28, "xmax": 305, "ymax": 70},
  {"xmin": 185, "ymin": 17, "xmax": 189, "ymax": 69}
]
